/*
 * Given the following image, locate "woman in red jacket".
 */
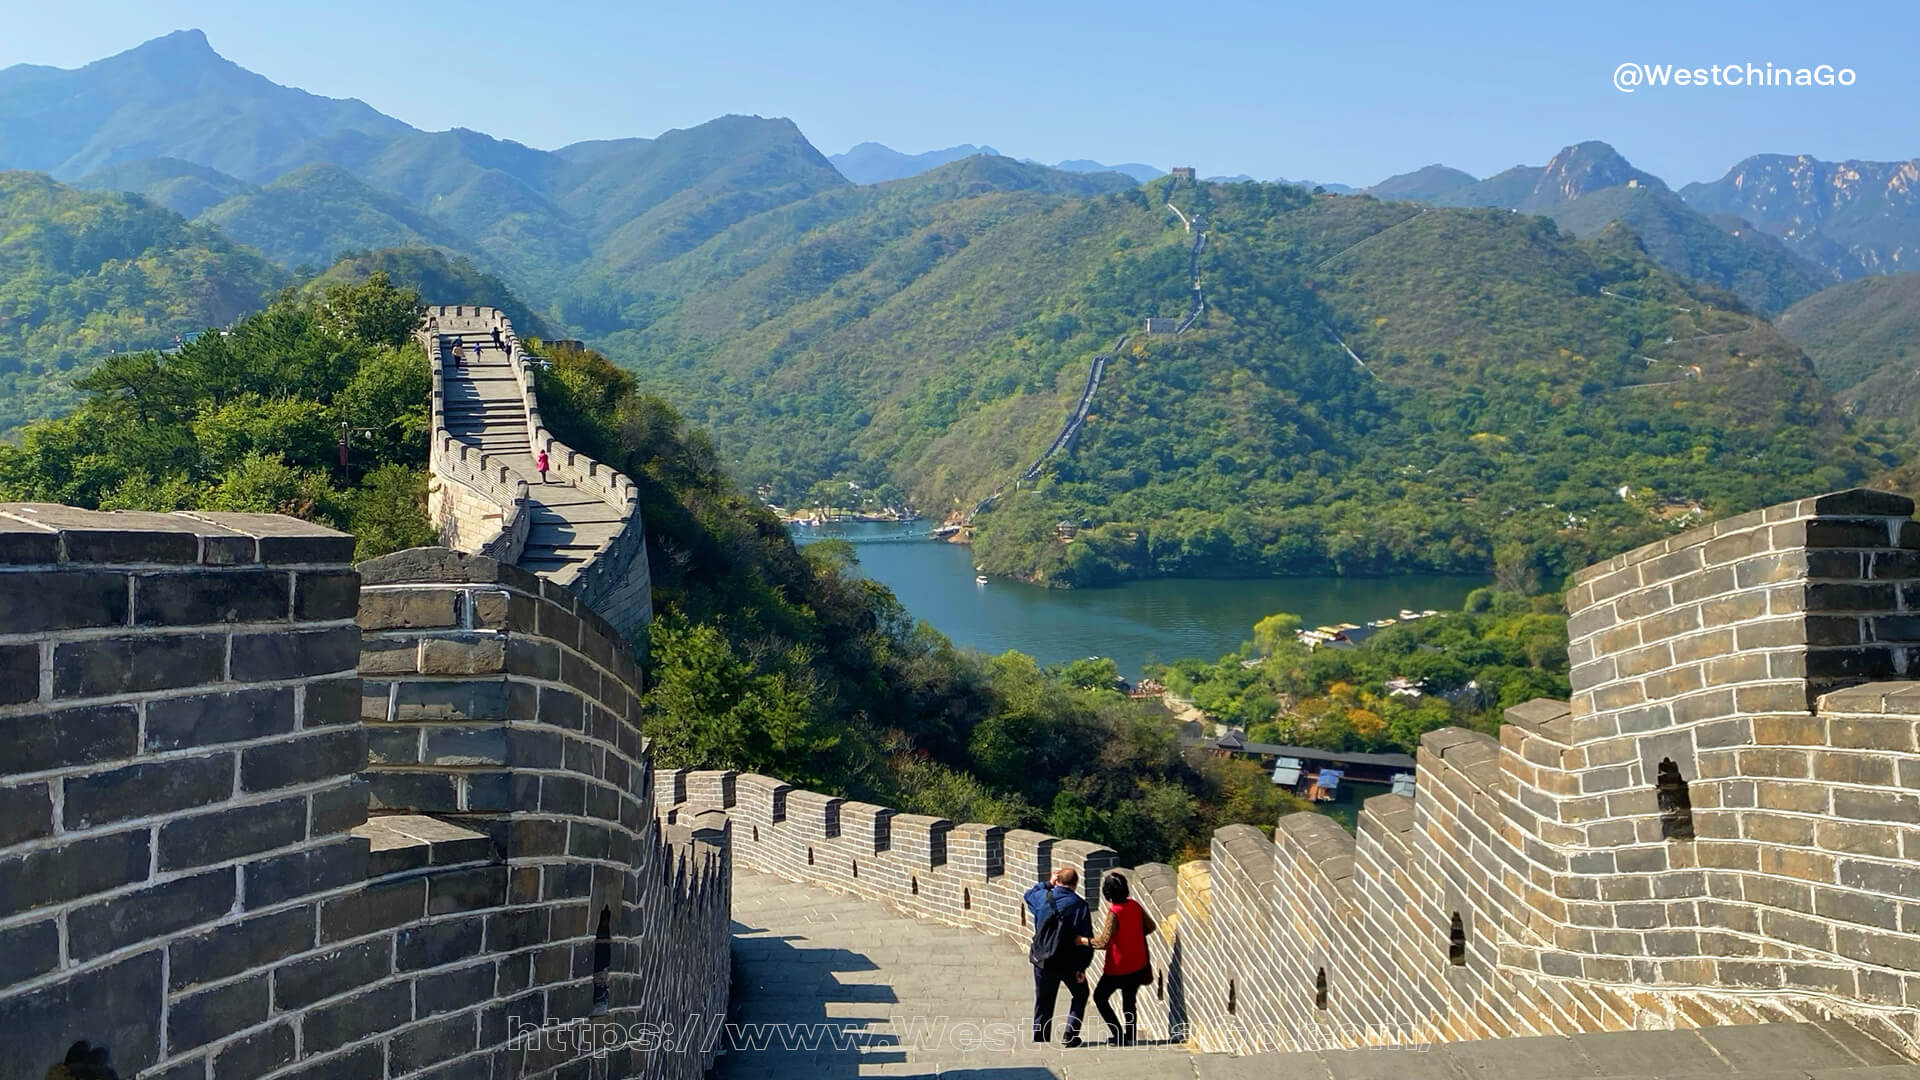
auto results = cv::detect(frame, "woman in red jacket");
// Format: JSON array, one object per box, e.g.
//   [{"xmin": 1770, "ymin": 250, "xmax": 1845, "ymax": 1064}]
[{"xmin": 1081, "ymin": 871, "xmax": 1157, "ymax": 1045}]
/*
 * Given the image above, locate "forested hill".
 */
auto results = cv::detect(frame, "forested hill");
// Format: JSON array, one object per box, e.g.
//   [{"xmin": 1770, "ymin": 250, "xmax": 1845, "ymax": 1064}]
[
  {"xmin": 1775, "ymin": 270, "xmax": 1920, "ymax": 424},
  {"xmin": 0, "ymin": 171, "xmax": 285, "ymax": 431},
  {"xmin": 615, "ymin": 175, "xmax": 1904, "ymax": 588}
]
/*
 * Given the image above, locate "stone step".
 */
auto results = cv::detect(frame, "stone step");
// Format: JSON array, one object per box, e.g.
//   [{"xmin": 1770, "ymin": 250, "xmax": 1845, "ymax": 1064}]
[
  {"xmin": 518, "ymin": 553, "xmax": 586, "ymax": 567},
  {"xmin": 1186, "ymin": 1021, "xmax": 1912, "ymax": 1080}
]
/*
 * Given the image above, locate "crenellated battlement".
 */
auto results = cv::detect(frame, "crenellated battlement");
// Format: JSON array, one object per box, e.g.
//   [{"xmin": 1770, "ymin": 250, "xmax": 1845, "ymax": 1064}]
[
  {"xmin": 656, "ymin": 768, "xmax": 1192, "ymax": 1042},
  {"xmin": 657, "ymin": 489, "xmax": 1920, "ymax": 1062},
  {"xmin": 1168, "ymin": 488, "xmax": 1920, "ymax": 1056}
]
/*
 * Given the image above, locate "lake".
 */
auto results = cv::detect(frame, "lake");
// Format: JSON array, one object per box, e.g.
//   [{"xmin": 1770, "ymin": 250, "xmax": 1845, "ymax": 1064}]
[{"xmin": 793, "ymin": 522, "xmax": 1487, "ymax": 676}]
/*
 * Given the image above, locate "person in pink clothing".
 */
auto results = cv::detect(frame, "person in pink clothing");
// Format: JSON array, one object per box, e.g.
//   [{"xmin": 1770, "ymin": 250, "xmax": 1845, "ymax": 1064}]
[{"xmin": 536, "ymin": 449, "xmax": 550, "ymax": 484}]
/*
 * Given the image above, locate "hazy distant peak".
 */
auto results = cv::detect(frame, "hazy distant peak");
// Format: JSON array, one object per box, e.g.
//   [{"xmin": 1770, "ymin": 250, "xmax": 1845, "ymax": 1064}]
[
  {"xmin": 1530, "ymin": 140, "xmax": 1665, "ymax": 206},
  {"xmin": 117, "ymin": 27, "xmax": 217, "ymax": 59},
  {"xmin": 829, "ymin": 142, "xmax": 1001, "ymax": 185},
  {"xmin": 1366, "ymin": 164, "xmax": 1479, "ymax": 201},
  {"xmin": 1053, "ymin": 159, "xmax": 1160, "ymax": 183}
]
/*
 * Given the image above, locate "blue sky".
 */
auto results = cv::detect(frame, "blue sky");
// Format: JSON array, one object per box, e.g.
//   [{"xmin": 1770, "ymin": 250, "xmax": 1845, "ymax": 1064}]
[{"xmin": 1, "ymin": 0, "xmax": 1912, "ymax": 187}]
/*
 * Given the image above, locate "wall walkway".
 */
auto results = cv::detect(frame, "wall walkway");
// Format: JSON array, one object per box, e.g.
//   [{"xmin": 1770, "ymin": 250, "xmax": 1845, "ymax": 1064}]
[{"xmin": 422, "ymin": 306, "xmax": 652, "ymax": 633}]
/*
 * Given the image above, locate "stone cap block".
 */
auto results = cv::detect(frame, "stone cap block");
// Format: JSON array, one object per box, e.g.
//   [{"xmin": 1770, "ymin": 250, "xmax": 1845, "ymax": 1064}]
[
  {"xmin": 1177, "ymin": 859, "xmax": 1214, "ymax": 919},
  {"xmin": 890, "ymin": 813, "xmax": 952, "ymax": 837},
  {"xmin": 1211, "ymin": 823, "xmax": 1278, "ymax": 887},
  {"xmin": 946, "ymin": 822, "xmax": 1005, "ymax": 880},
  {"xmin": 1003, "ymin": 829, "xmax": 1056, "ymax": 883},
  {"xmin": 1275, "ymin": 813, "xmax": 1355, "ymax": 874},
  {"xmin": 785, "ymin": 790, "xmax": 843, "ymax": 838},
  {"xmin": 733, "ymin": 774, "xmax": 791, "ymax": 821},
  {"xmin": 890, "ymin": 814, "xmax": 952, "ymax": 868},
  {"xmin": 1359, "ymin": 792, "xmax": 1416, "ymax": 835},
  {"xmin": 354, "ymin": 813, "xmax": 493, "ymax": 875},
  {"xmin": 356, "ymin": 547, "xmax": 538, "ymax": 593},
  {"xmin": 1052, "ymin": 838, "xmax": 1116, "ymax": 869},
  {"xmin": 1505, "ymin": 697, "xmax": 1573, "ymax": 741},
  {"xmin": 1570, "ymin": 488, "xmax": 1912, "ymax": 587},
  {"xmin": 1817, "ymin": 680, "xmax": 1920, "ymax": 716},
  {"xmin": 1127, "ymin": 863, "xmax": 1178, "ymax": 915},
  {"xmin": 1419, "ymin": 725, "xmax": 1490, "ymax": 757},
  {"xmin": 839, "ymin": 802, "xmax": 894, "ymax": 853},
  {"xmin": 1003, "ymin": 829, "xmax": 1055, "ymax": 860},
  {"xmin": 0, "ymin": 504, "xmax": 352, "ymax": 566}
]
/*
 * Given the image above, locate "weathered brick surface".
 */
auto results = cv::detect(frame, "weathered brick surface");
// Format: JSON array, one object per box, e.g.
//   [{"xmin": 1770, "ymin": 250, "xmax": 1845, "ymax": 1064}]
[
  {"xmin": 0, "ymin": 507, "xmax": 363, "ymax": 1078},
  {"xmin": 0, "ymin": 510, "xmax": 722, "ymax": 1080},
  {"xmin": 1126, "ymin": 491, "xmax": 1920, "ymax": 1055}
]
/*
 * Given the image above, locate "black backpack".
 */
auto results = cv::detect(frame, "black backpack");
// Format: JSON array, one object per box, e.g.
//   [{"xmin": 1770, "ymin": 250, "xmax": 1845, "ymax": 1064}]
[{"xmin": 1028, "ymin": 889, "xmax": 1075, "ymax": 968}]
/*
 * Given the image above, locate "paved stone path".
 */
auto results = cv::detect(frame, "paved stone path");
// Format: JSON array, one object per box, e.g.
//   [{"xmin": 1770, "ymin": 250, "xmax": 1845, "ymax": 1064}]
[
  {"xmin": 715, "ymin": 868, "xmax": 1919, "ymax": 1080},
  {"xmin": 432, "ymin": 313, "xmax": 625, "ymax": 583},
  {"xmin": 716, "ymin": 867, "xmax": 1197, "ymax": 1079}
]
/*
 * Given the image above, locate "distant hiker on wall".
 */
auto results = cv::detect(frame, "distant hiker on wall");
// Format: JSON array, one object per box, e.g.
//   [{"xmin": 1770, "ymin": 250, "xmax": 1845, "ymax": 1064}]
[
  {"xmin": 1079, "ymin": 871, "xmax": 1157, "ymax": 1046},
  {"xmin": 536, "ymin": 449, "xmax": 550, "ymax": 484},
  {"xmin": 1025, "ymin": 865, "xmax": 1094, "ymax": 1047},
  {"xmin": 492, "ymin": 326, "xmax": 505, "ymax": 353},
  {"xmin": 451, "ymin": 341, "xmax": 467, "ymax": 371}
]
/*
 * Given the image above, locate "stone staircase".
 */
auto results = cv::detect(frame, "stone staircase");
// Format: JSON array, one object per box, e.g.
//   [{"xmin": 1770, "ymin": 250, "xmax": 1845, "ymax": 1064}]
[{"xmin": 430, "ymin": 311, "xmax": 623, "ymax": 585}]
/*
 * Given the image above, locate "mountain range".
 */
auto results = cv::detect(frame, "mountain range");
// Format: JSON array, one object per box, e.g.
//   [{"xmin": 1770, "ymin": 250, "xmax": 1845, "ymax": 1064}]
[
  {"xmin": 0, "ymin": 30, "xmax": 1917, "ymax": 585},
  {"xmin": 828, "ymin": 142, "xmax": 1164, "ymax": 185}
]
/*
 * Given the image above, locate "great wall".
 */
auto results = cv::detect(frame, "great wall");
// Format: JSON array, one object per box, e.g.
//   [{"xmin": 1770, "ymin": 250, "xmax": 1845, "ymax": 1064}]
[
  {"xmin": 3, "ymin": 306, "xmax": 1919, "ymax": 1078},
  {"xmin": 970, "ymin": 181, "xmax": 1210, "ymax": 521}
]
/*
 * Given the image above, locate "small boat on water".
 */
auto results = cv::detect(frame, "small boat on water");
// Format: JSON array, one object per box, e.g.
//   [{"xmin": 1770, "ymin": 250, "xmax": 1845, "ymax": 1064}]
[{"xmin": 975, "ymin": 575, "xmax": 989, "ymax": 585}]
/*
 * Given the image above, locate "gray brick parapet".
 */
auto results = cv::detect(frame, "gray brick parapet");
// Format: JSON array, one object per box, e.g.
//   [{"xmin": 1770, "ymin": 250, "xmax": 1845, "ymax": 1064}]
[
  {"xmin": 0, "ymin": 514, "xmax": 725, "ymax": 1080},
  {"xmin": 1161, "ymin": 489, "xmax": 1920, "ymax": 1056},
  {"xmin": 351, "ymin": 545, "xmax": 725, "ymax": 1079},
  {"xmin": 0, "ymin": 506, "xmax": 364, "ymax": 1079}
]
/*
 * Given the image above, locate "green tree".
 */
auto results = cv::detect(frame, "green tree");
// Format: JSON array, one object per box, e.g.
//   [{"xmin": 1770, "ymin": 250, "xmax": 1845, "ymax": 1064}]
[
  {"xmin": 319, "ymin": 271, "xmax": 423, "ymax": 348},
  {"xmin": 1252, "ymin": 612, "xmax": 1303, "ymax": 656}
]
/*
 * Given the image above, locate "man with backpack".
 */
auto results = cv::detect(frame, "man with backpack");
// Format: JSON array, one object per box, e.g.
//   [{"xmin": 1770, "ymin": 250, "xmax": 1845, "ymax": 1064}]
[{"xmin": 1025, "ymin": 866, "xmax": 1095, "ymax": 1046}]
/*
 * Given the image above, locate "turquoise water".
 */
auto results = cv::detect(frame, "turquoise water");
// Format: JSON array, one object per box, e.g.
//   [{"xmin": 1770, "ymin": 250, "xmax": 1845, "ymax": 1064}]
[{"xmin": 794, "ymin": 522, "xmax": 1486, "ymax": 677}]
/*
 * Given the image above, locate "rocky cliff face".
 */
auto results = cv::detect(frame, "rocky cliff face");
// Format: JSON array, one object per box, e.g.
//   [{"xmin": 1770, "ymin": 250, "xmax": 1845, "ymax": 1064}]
[
  {"xmin": 1523, "ymin": 140, "xmax": 1668, "ymax": 209},
  {"xmin": 1681, "ymin": 154, "xmax": 1920, "ymax": 278}
]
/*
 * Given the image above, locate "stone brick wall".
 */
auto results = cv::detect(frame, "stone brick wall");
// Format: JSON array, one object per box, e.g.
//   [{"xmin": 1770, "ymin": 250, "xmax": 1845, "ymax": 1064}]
[
  {"xmin": 427, "ymin": 470, "xmax": 528, "ymax": 564},
  {"xmin": 1165, "ymin": 489, "xmax": 1920, "ymax": 1056},
  {"xmin": 353, "ymin": 545, "xmax": 725, "ymax": 1079},
  {"xmin": 0, "ymin": 512, "xmax": 727, "ymax": 1079},
  {"xmin": 0, "ymin": 506, "xmax": 363, "ymax": 1078},
  {"xmin": 662, "ymin": 489, "xmax": 1920, "ymax": 1061}
]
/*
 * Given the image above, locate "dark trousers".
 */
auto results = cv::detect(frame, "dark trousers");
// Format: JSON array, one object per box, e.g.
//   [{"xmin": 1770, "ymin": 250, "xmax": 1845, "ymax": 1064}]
[
  {"xmin": 1031, "ymin": 962, "xmax": 1088, "ymax": 1042},
  {"xmin": 1094, "ymin": 966, "xmax": 1150, "ymax": 1043}
]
